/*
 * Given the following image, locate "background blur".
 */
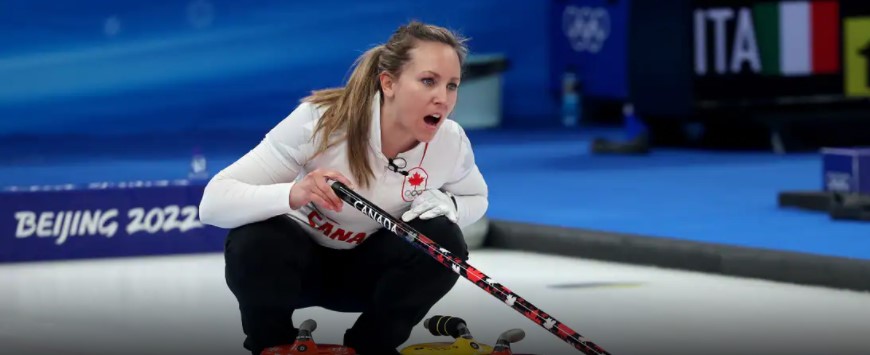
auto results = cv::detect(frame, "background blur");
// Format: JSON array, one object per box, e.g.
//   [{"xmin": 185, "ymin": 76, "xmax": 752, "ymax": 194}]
[
  {"xmin": 0, "ymin": 0, "xmax": 558, "ymax": 136},
  {"xmin": 4, "ymin": 0, "xmax": 870, "ymax": 282},
  {"xmin": 2, "ymin": 0, "xmax": 870, "ymax": 353},
  {"xmin": 3, "ymin": 0, "xmax": 869, "ymax": 139},
  {"xmin": 5, "ymin": 0, "xmax": 870, "ymax": 278}
]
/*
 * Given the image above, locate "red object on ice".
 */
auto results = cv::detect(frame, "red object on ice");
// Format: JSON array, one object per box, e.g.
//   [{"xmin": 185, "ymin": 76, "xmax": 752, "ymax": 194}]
[{"xmin": 261, "ymin": 343, "xmax": 356, "ymax": 355}]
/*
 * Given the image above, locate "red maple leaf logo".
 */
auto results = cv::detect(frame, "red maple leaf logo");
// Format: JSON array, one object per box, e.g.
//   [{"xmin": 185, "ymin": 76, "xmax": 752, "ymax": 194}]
[{"xmin": 408, "ymin": 172, "xmax": 425, "ymax": 187}]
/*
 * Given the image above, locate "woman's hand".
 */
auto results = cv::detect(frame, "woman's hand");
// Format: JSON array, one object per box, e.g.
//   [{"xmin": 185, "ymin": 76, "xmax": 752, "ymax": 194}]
[
  {"xmin": 289, "ymin": 169, "xmax": 354, "ymax": 212},
  {"xmin": 401, "ymin": 189, "xmax": 457, "ymax": 223}
]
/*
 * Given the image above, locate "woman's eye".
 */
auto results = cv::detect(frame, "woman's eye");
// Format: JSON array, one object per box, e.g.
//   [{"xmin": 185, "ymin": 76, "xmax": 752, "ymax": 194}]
[
  {"xmin": 422, "ymin": 78, "xmax": 435, "ymax": 86},
  {"xmin": 447, "ymin": 83, "xmax": 459, "ymax": 91}
]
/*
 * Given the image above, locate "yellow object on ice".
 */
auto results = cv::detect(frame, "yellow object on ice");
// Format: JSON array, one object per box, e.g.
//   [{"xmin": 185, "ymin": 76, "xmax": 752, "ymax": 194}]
[{"xmin": 399, "ymin": 337, "xmax": 494, "ymax": 355}]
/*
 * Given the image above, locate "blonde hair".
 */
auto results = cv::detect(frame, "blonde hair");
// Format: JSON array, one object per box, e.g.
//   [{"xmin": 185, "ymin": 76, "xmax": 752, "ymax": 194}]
[{"xmin": 303, "ymin": 20, "xmax": 468, "ymax": 189}]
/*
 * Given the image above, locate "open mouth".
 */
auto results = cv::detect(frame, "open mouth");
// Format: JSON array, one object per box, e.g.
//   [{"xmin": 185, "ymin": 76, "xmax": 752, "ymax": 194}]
[{"xmin": 424, "ymin": 114, "xmax": 442, "ymax": 126}]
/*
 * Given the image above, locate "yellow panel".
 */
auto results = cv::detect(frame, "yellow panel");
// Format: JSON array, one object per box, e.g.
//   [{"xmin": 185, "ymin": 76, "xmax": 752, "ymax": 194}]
[{"xmin": 844, "ymin": 17, "xmax": 870, "ymax": 97}]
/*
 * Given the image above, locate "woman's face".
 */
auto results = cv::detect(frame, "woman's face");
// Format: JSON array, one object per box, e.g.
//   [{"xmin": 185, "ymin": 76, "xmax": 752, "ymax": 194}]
[{"xmin": 382, "ymin": 41, "xmax": 462, "ymax": 143}]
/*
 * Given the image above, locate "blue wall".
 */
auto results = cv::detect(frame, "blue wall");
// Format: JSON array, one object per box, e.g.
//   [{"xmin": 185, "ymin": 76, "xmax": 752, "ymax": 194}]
[{"xmin": 0, "ymin": 0, "xmax": 556, "ymax": 136}]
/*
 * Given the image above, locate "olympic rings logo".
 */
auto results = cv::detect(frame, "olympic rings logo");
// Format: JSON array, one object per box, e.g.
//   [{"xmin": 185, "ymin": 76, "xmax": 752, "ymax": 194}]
[
  {"xmin": 562, "ymin": 5, "xmax": 610, "ymax": 53},
  {"xmin": 404, "ymin": 189, "xmax": 424, "ymax": 198},
  {"xmin": 401, "ymin": 166, "xmax": 428, "ymax": 202}
]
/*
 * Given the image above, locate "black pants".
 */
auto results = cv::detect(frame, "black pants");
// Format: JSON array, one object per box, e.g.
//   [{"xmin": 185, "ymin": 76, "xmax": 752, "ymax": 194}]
[{"xmin": 224, "ymin": 215, "xmax": 468, "ymax": 355}]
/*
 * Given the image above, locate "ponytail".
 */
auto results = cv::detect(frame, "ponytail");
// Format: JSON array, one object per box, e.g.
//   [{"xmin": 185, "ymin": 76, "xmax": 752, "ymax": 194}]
[{"xmin": 305, "ymin": 45, "xmax": 383, "ymax": 189}]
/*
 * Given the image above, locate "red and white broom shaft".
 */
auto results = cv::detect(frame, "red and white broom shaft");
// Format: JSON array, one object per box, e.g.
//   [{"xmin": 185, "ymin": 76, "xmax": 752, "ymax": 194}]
[{"xmin": 329, "ymin": 181, "xmax": 611, "ymax": 355}]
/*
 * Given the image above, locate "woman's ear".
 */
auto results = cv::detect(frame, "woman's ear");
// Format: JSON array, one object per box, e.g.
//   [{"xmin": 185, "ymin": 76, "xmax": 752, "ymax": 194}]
[{"xmin": 379, "ymin": 72, "xmax": 396, "ymax": 99}]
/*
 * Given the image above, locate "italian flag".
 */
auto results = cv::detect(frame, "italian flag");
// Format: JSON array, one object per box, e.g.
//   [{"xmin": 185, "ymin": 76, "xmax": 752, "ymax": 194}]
[{"xmin": 753, "ymin": 1, "xmax": 840, "ymax": 76}]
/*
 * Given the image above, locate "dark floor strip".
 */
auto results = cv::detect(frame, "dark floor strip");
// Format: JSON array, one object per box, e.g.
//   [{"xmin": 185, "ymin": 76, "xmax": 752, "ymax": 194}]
[{"xmin": 484, "ymin": 220, "xmax": 870, "ymax": 292}]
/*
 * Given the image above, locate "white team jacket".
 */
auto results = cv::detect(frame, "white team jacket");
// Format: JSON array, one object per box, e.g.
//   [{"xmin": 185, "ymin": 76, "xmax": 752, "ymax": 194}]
[{"xmin": 198, "ymin": 94, "xmax": 488, "ymax": 249}]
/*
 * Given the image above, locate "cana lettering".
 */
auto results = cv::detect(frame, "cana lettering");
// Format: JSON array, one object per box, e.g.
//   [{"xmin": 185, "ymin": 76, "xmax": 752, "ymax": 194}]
[{"xmin": 307, "ymin": 210, "xmax": 366, "ymax": 244}]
